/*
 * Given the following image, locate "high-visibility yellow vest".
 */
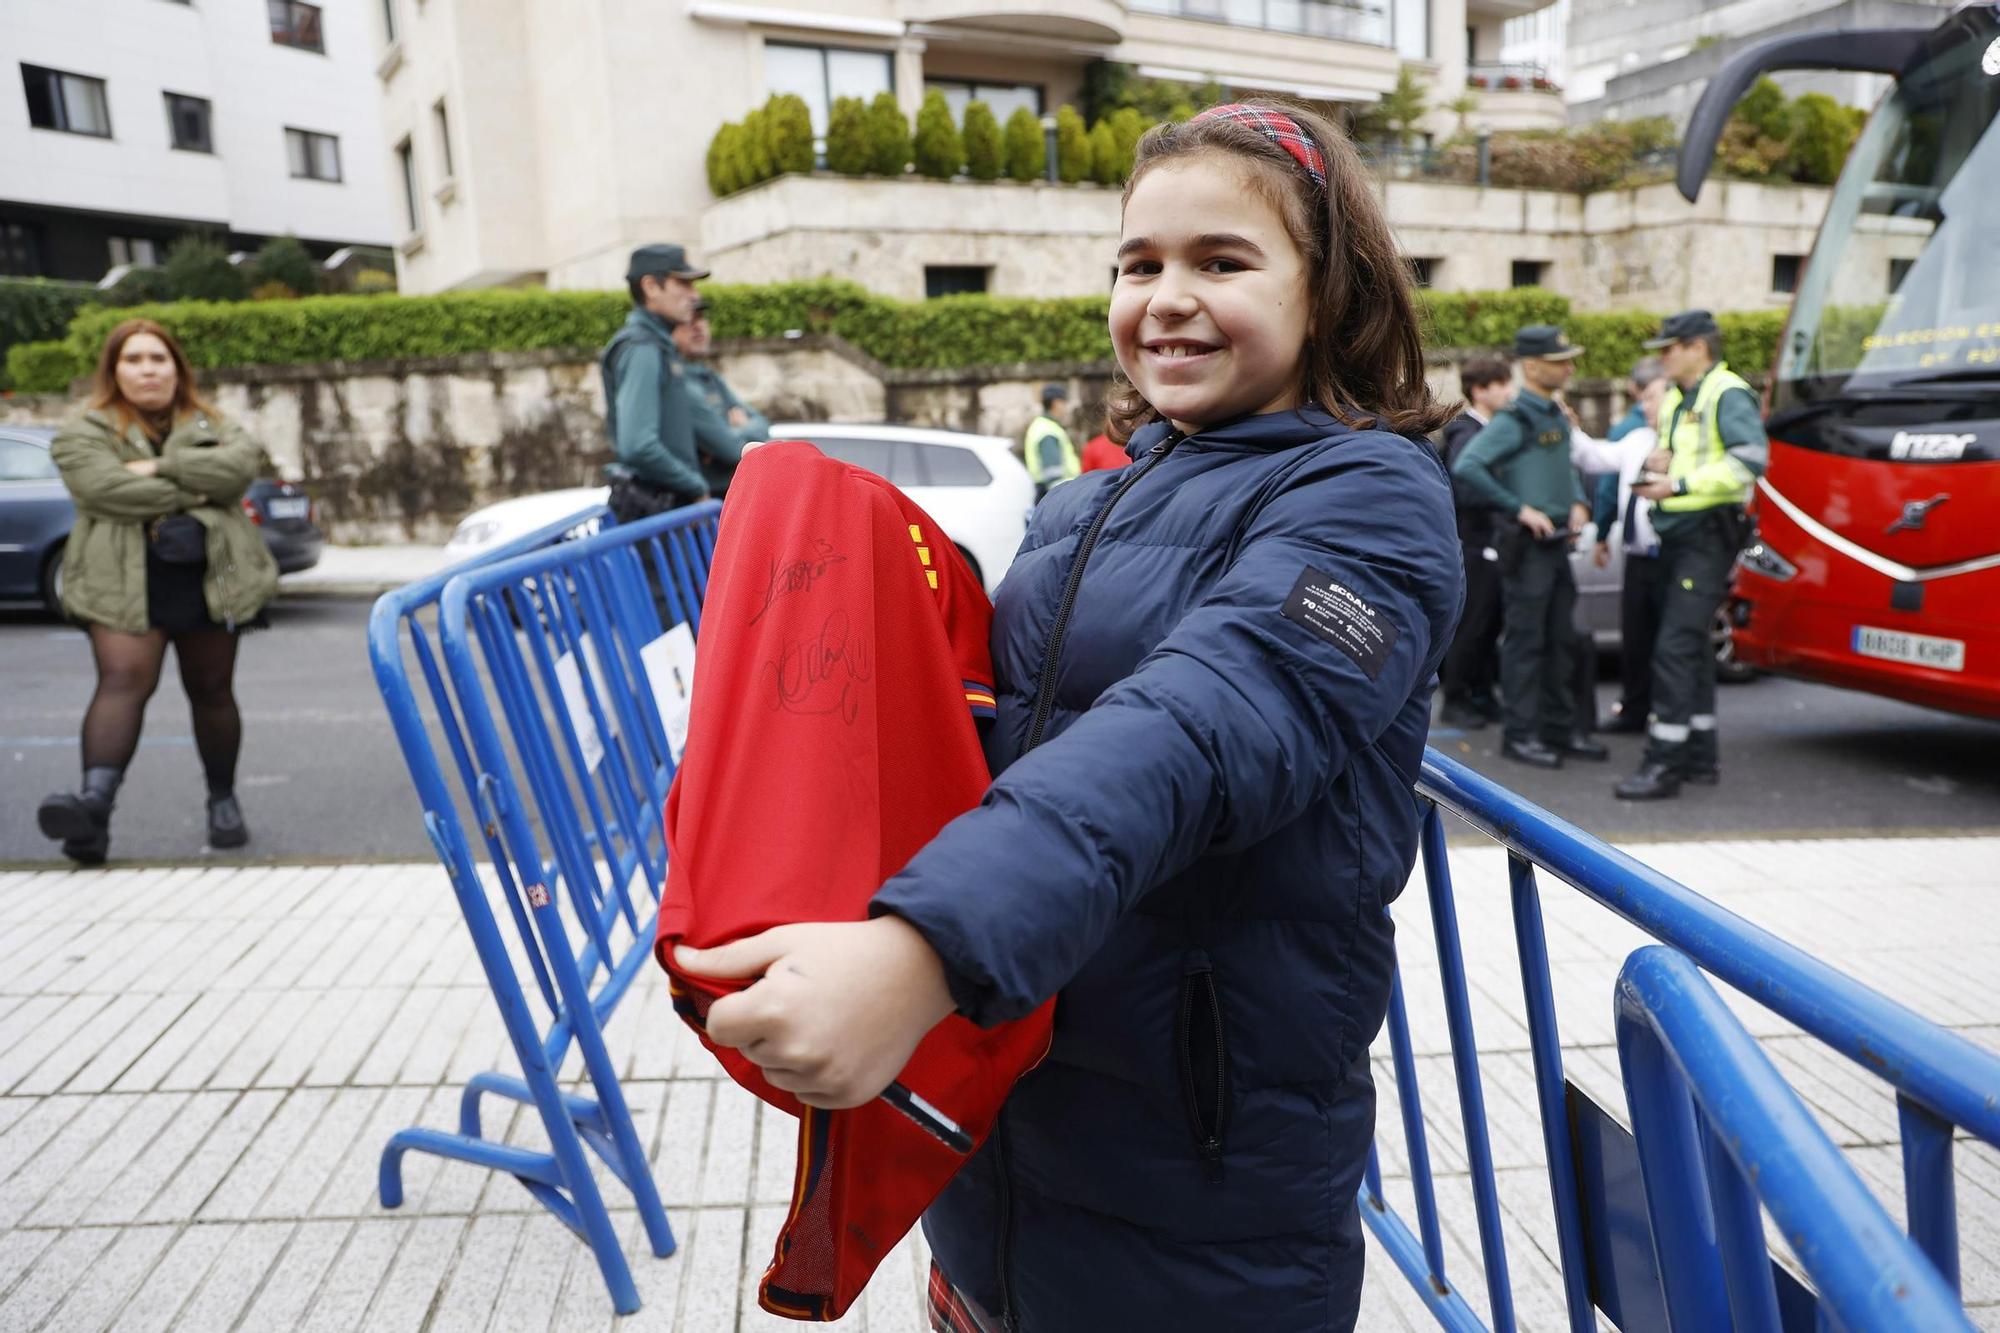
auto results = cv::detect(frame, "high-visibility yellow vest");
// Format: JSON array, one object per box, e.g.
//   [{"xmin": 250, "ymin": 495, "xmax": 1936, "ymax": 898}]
[
  {"xmin": 1023, "ymin": 415, "xmax": 1080, "ymax": 486},
  {"xmin": 1658, "ymin": 361, "xmax": 1756, "ymax": 513}
]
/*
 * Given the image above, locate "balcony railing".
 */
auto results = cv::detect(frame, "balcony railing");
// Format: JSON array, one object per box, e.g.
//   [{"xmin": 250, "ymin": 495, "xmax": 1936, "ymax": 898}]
[
  {"xmin": 1128, "ymin": 0, "xmax": 1390, "ymax": 47},
  {"xmin": 1466, "ymin": 61, "xmax": 1559, "ymax": 91}
]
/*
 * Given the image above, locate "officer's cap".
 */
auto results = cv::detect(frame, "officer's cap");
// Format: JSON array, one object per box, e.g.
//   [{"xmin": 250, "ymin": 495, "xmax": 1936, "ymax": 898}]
[
  {"xmin": 1643, "ymin": 309, "xmax": 1722, "ymax": 349},
  {"xmin": 626, "ymin": 243, "xmax": 710, "ymax": 283},
  {"xmin": 1513, "ymin": 325, "xmax": 1584, "ymax": 361}
]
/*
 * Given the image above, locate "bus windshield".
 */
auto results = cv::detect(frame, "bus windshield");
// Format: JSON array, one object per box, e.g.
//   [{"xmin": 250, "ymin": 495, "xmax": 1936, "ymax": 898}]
[{"xmin": 1777, "ymin": 10, "xmax": 2000, "ymax": 397}]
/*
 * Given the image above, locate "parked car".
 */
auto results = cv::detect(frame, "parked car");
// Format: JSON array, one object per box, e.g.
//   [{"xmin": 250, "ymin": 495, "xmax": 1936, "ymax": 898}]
[
  {"xmin": 445, "ymin": 424, "xmax": 1036, "ymax": 594},
  {"xmin": 0, "ymin": 427, "xmax": 71, "ymax": 612},
  {"xmin": 0, "ymin": 425, "xmax": 323, "ymax": 614},
  {"xmin": 1571, "ymin": 514, "xmax": 1758, "ymax": 684}
]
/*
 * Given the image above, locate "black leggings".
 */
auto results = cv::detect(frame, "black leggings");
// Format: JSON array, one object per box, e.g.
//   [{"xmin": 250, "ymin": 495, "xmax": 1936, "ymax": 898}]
[{"xmin": 81, "ymin": 623, "xmax": 242, "ymax": 794}]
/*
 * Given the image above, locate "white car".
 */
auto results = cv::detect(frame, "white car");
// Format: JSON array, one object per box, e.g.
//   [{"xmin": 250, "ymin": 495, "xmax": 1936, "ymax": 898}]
[{"xmin": 444, "ymin": 422, "xmax": 1035, "ymax": 594}]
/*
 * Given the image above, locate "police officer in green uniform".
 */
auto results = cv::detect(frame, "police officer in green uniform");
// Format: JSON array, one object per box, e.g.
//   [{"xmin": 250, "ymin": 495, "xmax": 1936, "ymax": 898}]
[
  {"xmin": 1616, "ymin": 310, "xmax": 1767, "ymax": 800},
  {"xmin": 673, "ymin": 297, "xmax": 770, "ymax": 497},
  {"xmin": 1453, "ymin": 326, "xmax": 1608, "ymax": 769},
  {"xmin": 600, "ymin": 244, "xmax": 711, "ymax": 523},
  {"xmin": 1023, "ymin": 383, "xmax": 1080, "ymax": 500}
]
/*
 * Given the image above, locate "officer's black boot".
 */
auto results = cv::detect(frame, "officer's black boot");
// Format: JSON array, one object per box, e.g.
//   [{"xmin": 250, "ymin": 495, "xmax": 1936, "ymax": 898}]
[
  {"xmin": 37, "ymin": 766, "xmax": 124, "ymax": 866},
  {"xmin": 1615, "ymin": 747, "xmax": 1684, "ymax": 801},
  {"xmin": 1684, "ymin": 730, "xmax": 1720, "ymax": 785}
]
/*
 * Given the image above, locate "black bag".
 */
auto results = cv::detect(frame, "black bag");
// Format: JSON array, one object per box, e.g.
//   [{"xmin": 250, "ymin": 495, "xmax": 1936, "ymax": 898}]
[
  {"xmin": 148, "ymin": 514, "xmax": 207, "ymax": 567},
  {"xmin": 606, "ymin": 472, "xmax": 696, "ymax": 524}
]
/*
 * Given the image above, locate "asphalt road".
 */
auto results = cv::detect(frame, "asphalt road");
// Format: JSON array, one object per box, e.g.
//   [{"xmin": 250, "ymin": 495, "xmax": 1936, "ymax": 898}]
[{"xmin": 2, "ymin": 595, "xmax": 1996, "ymax": 867}]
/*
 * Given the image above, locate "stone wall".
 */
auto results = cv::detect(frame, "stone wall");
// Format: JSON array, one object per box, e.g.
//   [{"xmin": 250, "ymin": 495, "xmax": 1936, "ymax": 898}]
[
  {"xmin": 5, "ymin": 338, "xmax": 1679, "ymax": 542},
  {"xmin": 702, "ymin": 171, "xmax": 1858, "ymax": 314}
]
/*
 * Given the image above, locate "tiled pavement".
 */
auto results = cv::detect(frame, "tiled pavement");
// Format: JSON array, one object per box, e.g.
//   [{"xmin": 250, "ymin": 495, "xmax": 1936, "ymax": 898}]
[{"xmin": 0, "ymin": 833, "xmax": 1995, "ymax": 1331}]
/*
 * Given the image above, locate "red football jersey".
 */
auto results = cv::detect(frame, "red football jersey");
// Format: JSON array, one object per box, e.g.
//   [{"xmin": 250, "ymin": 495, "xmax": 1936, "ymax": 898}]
[{"xmin": 657, "ymin": 440, "xmax": 1052, "ymax": 1321}]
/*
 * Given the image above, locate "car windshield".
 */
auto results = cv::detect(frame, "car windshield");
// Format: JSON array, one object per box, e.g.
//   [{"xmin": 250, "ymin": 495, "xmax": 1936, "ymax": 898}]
[{"xmin": 1777, "ymin": 9, "xmax": 2000, "ymax": 393}]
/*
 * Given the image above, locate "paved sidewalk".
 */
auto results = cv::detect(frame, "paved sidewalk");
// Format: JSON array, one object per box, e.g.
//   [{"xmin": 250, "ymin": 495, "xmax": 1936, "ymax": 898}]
[
  {"xmin": 278, "ymin": 546, "xmax": 452, "ymax": 599},
  {"xmin": 0, "ymin": 835, "xmax": 1995, "ymax": 1331}
]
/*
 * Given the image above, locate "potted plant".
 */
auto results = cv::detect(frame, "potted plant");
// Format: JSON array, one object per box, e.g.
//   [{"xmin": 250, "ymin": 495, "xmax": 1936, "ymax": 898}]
[
  {"xmin": 1468, "ymin": 74, "xmax": 1489, "ymax": 89},
  {"xmin": 1500, "ymin": 75, "xmax": 1523, "ymax": 91}
]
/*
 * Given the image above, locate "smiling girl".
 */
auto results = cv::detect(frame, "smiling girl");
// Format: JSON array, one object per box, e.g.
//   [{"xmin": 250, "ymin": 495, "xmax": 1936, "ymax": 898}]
[{"xmin": 676, "ymin": 103, "xmax": 1464, "ymax": 1330}]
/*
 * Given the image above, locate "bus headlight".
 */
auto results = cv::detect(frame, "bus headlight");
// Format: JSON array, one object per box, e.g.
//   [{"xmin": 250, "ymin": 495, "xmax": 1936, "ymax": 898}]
[{"xmin": 1738, "ymin": 541, "xmax": 1798, "ymax": 582}]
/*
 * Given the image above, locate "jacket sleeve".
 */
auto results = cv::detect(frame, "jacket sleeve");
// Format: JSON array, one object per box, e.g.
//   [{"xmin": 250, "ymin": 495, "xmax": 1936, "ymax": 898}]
[
  {"xmin": 687, "ymin": 383, "xmax": 756, "ymax": 469},
  {"xmin": 51, "ymin": 422, "xmax": 204, "ymax": 521},
  {"xmin": 155, "ymin": 420, "xmax": 264, "ymax": 504},
  {"xmin": 1685, "ymin": 386, "xmax": 1769, "ymax": 494},
  {"xmin": 718, "ymin": 377, "xmax": 770, "ymax": 441},
  {"xmin": 613, "ymin": 345, "xmax": 710, "ymax": 497},
  {"xmin": 1450, "ymin": 416, "xmax": 1525, "ymax": 515},
  {"xmin": 871, "ymin": 438, "xmax": 1461, "ymax": 1026}
]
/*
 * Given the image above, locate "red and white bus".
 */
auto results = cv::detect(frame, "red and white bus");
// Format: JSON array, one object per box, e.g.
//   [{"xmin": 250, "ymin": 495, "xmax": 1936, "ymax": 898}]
[{"xmin": 1678, "ymin": 6, "xmax": 2000, "ymax": 720}]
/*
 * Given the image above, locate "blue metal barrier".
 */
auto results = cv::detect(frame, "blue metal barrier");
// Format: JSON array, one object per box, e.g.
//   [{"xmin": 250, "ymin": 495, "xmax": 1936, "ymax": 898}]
[
  {"xmin": 1365, "ymin": 748, "xmax": 2000, "ymax": 1331},
  {"xmin": 368, "ymin": 502, "xmax": 720, "ymax": 1314}
]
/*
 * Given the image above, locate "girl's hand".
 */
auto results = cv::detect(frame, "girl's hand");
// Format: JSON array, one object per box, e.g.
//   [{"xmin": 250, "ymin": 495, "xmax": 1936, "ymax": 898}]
[
  {"xmin": 675, "ymin": 916, "xmax": 957, "ymax": 1109},
  {"xmin": 123, "ymin": 459, "xmax": 160, "ymax": 477}
]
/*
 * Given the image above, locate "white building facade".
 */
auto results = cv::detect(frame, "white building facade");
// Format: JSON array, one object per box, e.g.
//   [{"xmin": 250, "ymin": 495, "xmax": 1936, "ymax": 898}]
[
  {"xmin": 375, "ymin": 0, "xmax": 1565, "ymax": 295},
  {"xmin": 1, "ymin": 0, "xmax": 397, "ymax": 281}
]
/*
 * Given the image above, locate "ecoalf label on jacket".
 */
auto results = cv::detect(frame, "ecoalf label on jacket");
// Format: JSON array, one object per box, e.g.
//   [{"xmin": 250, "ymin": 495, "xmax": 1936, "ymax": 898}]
[{"xmin": 1282, "ymin": 566, "xmax": 1398, "ymax": 680}]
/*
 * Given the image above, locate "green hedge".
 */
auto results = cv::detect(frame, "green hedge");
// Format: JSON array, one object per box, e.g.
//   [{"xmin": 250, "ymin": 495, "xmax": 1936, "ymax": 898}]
[
  {"xmin": 0, "ymin": 278, "xmax": 95, "ymax": 389},
  {"xmin": 6, "ymin": 340, "xmax": 90, "ymax": 393},
  {"xmin": 32, "ymin": 280, "xmax": 1789, "ymax": 387}
]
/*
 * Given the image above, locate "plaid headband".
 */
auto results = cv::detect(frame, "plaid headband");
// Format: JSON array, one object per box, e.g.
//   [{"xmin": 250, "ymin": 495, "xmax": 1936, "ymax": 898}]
[{"xmin": 1189, "ymin": 103, "xmax": 1328, "ymax": 189}]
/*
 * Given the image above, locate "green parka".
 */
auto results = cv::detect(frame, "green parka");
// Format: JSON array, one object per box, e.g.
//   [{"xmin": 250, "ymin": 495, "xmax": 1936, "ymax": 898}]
[{"xmin": 52, "ymin": 408, "xmax": 280, "ymax": 633}]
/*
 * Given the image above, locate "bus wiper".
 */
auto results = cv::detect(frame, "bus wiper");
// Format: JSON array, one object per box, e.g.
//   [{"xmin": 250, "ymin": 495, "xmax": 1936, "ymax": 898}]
[{"xmin": 1895, "ymin": 367, "xmax": 2000, "ymax": 386}]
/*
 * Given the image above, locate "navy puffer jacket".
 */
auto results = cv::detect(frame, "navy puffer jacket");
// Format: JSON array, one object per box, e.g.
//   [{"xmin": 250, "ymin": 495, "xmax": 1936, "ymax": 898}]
[{"xmin": 871, "ymin": 407, "xmax": 1462, "ymax": 1331}]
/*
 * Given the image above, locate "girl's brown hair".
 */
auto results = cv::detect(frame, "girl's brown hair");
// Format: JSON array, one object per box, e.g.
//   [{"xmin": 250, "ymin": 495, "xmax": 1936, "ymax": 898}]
[
  {"xmin": 90, "ymin": 319, "xmax": 216, "ymax": 435},
  {"xmin": 1105, "ymin": 101, "xmax": 1455, "ymax": 442}
]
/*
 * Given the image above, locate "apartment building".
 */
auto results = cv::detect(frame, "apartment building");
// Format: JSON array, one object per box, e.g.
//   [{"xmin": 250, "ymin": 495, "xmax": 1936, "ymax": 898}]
[
  {"xmin": 375, "ymin": 0, "xmax": 1567, "ymax": 295},
  {"xmin": 0, "ymin": 0, "xmax": 397, "ymax": 282}
]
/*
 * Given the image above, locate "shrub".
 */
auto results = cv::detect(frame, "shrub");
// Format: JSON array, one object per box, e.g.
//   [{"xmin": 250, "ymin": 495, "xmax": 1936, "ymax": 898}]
[
  {"xmin": 1088, "ymin": 119, "xmax": 1122, "ymax": 185},
  {"xmin": 249, "ymin": 235, "xmax": 320, "ymax": 297},
  {"xmin": 739, "ymin": 105, "xmax": 775, "ymax": 186},
  {"xmin": 1110, "ymin": 107, "xmax": 1147, "ymax": 166},
  {"xmin": 1003, "ymin": 106, "xmax": 1045, "ymax": 183},
  {"xmin": 100, "ymin": 266, "xmax": 176, "ymax": 308},
  {"xmin": 0, "ymin": 277, "xmax": 93, "ymax": 388},
  {"xmin": 1784, "ymin": 92, "xmax": 1863, "ymax": 186},
  {"xmin": 866, "ymin": 92, "xmax": 911, "ymax": 176},
  {"xmin": 1415, "ymin": 288, "xmax": 1572, "ymax": 354},
  {"xmin": 913, "ymin": 90, "xmax": 963, "ymax": 180},
  {"xmin": 1055, "ymin": 106, "xmax": 1091, "ymax": 184},
  {"xmin": 765, "ymin": 94, "xmax": 816, "ymax": 176},
  {"xmin": 250, "ymin": 281, "xmax": 299, "ymax": 301},
  {"xmin": 353, "ymin": 268, "xmax": 398, "ymax": 295},
  {"xmin": 162, "ymin": 235, "xmax": 249, "ymax": 303},
  {"xmin": 826, "ymin": 97, "xmax": 871, "ymax": 176},
  {"xmin": 6, "ymin": 340, "xmax": 89, "ymax": 394},
  {"xmin": 963, "ymin": 101, "xmax": 1002, "ymax": 181},
  {"xmin": 707, "ymin": 121, "xmax": 744, "ymax": 195}
]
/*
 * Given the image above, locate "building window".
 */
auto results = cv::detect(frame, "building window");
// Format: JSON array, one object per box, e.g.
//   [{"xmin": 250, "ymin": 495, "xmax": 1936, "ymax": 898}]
[
  {"xmin": 765, "ymin": 42, "xmax": 893, "ymax": 136},
  {"xmin": 1888, "ymin": 257, "xmax": 1913, "ymax": 295},
  {"xmin": 20, "ymin": 65, "xmax": 112, "ymax": 138},
  {"xmin": 1771, "ymin": 253, "xmax": 1802, "ymax": 295},
  {"xmin": 164, "ymin": 92, "xmax": 213, "ymax": 152},
  {"xmin": 397, "ymin": 139, "xmax": 420, "ymax": 232},
  {"xmin": 108, "ymin": 237, "xmax": 161, "ymax": 268},
  {"xmin": 925, "ymin": 265, "xmax": 990, "ymax": 298},
  {"xmin": 433, "ymin": 100, "xmax": 455, "ymax": 180},
  {"xmin": 1393, "ymin": 0, "xmax": 1429, "ymax": 60},
  {"xmin": 0, "ymin": 222, "xmax": 45, "ymax": 277},
  {"xmin": 1407, "ymin": 256, "xmax": 1439, "ymax": 288},
  {"xmin": 286, "ymin": 127, "xmax": 342, "ymax": 181},
  {"xmin": 925, "ymin": 79, "xmax": 1043, "ymax": 124},
  {"xmin": 381, "ymin": 0, "xmax": 398, "ymax": 43},
  {"xmin": 1510, "ymin": 259, "xmax": 1545, "ymax": 288},
  {"xmin": 269, "ymin": 0, "xmax": 326, "ymax": 52}
]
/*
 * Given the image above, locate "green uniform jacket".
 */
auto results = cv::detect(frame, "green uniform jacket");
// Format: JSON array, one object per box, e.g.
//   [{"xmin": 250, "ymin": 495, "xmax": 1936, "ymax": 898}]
[
  {"xmin": 599, "ymin": 309, "xmax": 708, "ymax": 498},
  {"xmin": 52, "ymin": 408, "xmax": 280, "ymax": 633},
  {"xmin": 1450, "ymin": 390, "xmax": 1586, "ymax": 521},
  {"xmin": 685, "ymin": 360, "xmax": 768, "ymax": 494}
]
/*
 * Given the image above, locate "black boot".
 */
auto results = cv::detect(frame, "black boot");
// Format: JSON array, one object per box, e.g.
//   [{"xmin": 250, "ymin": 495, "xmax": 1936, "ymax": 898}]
[
  {"xmin": 1615, "ymin": 760, "xmax": 1684, "ymax": 801},
  {"xmin": 37, "ymin": 766, "xmax": 123, "ymax": 866},
  {"xmin": 206, "ymin": 792, "xmax": 249, "ymax": 849}
]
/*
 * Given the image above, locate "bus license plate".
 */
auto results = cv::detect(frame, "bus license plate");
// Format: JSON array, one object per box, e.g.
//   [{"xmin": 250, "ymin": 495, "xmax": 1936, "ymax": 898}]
[{"xmin": 1851, "ymin": 625, "xmax": 1965, "ymax": 672}]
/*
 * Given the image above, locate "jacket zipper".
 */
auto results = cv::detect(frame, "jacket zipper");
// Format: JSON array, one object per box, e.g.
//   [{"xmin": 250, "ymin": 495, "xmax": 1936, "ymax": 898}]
[
  {"xmin": 1178, "ymin": 963, "xmax": 1228, "ymax": 1183},
  {"xmin": 990, "ymin": 431, "xmax": 1180, "ymax": 1331},
  {"xmin": 1021, "ymin": 431, "xmax": 1184, "ymax": 755}
]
